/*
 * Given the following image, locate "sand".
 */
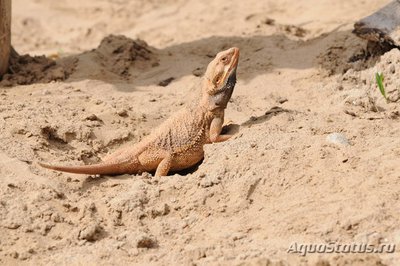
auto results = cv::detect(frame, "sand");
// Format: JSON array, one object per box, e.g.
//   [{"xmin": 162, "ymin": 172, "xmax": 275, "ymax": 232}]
[{"xmin": 0, "ymin": 0, "xmax": 399, "ymax": 265}]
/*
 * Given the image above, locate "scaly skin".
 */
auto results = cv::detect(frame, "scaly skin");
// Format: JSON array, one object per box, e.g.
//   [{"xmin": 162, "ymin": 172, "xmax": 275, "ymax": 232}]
[{"xmin": 39, "ymin": 47, "xmax": 240, "ymax": 177}]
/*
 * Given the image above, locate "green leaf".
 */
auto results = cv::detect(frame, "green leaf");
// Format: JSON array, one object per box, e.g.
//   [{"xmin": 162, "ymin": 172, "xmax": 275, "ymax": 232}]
[{"xmin": 375, "ymin": 72, "xmax": 387, "ymax": 100}]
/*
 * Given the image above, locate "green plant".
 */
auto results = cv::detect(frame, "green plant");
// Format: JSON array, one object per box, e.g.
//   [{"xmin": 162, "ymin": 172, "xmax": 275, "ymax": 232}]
[{"xmin": 375, "ymin": 72, "xmax": 387, "ymax": 102}]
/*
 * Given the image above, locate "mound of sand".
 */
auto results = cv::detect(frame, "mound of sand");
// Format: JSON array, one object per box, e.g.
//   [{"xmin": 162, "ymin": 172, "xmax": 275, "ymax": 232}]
[
  {"xmin": 0, "ymin": 53, "xmax": 77, "ymax": 86},
  {"xmin": 0, "ymin": 35, "xmax": 157, "ymax": 86}
]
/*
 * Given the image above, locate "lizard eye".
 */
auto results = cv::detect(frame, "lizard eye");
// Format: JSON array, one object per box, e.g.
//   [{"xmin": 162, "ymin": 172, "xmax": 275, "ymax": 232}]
[{"xmin": 221, "ymin": 56, "xmax": 228, "ymax": 63}]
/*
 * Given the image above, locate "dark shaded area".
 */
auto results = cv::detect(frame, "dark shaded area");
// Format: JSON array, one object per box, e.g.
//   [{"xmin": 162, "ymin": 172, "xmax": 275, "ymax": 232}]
[
  {"xmin": 0, "ymin": 46, "xmax": 76, "ymax": 86},
  {"xmin": 1, "ymin": 28, "xmax": 387, "ymax": 89},
  {"xmin": 349, "ymin": 40, "xmax": 398, "ymax": 62},
  {"xmin": 174, "ymin": 158, "xmax": 203, "ymax": 176}
]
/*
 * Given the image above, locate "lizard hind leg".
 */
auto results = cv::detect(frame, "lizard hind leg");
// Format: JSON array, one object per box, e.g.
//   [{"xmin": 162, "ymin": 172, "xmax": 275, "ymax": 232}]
[{"xmin": 155, "ymin": 155, "xmax": 173, "ymax": 177}]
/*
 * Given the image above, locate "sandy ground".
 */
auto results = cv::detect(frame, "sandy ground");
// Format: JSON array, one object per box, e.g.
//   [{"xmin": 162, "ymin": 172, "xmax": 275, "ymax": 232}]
[{"xmin": 1, "ymin": 0, "xmax": 400, "ymax": 265}]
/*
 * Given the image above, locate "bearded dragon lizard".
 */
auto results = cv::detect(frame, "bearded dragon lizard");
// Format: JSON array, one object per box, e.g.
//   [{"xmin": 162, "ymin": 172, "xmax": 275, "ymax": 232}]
[{"xmin": 39, "ymin": 47, "xmax": 239, "ymax": 177}]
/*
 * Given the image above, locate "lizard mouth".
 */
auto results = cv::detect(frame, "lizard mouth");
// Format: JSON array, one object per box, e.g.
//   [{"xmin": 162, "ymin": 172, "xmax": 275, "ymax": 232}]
[{"xmin": 229, "ymin": 48, "xmax": 239, "ymax": 71}]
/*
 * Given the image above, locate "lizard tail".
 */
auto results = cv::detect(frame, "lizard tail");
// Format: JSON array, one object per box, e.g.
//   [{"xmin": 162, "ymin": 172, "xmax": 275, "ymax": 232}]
[{"xmin": 38, "ymin": 162, "xmax": 132, "ymax": 175}]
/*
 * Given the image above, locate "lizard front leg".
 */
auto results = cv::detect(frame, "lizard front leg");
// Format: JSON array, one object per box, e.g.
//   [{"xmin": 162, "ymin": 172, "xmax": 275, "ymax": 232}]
[{"xmin": 209, "ymin": 116, "xmax": 234, "ymax": 143}]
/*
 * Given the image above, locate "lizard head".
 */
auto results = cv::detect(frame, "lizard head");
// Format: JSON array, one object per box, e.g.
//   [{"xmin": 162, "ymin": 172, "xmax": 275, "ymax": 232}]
[{"xmin": 203, "ymin": 47, "xmax": 240, "ymax": 109}]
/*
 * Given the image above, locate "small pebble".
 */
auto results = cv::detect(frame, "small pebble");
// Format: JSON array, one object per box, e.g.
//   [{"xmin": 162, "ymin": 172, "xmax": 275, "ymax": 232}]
[
  {"xmin": 117, "ymin": 109, "xmax": 128, "ymax": 117},
  {"xmin": 158, "ymin": 77, "xmax": 174, "ymax": 87},
  {"xmin": 192, "ymin": 68, "xmax": 204, "ymax": 77},
  {"xmin": 277, "ymin": 97, "xmax": 288, "ymax": 104},
  {"xmin": 78, "ymin": 223, "xmax": 102, "ymax": 241},
  {"xmin": 389, "ymin": 64, "xmax": 396, "ymax": 74},
  {"xmin": 326, "ymin": 133, "xmax": 350, "ymax": 146},
  {"xmin": 336, "ymin": 84, "xmax": 344, "ymax": 91},
  {"xmin": 85, "ymin": 114, "xmax": 101, "ymax": 121},
  {"xmin": 136, "ymin": 235, "xmax": 158, "ymax": 248}
]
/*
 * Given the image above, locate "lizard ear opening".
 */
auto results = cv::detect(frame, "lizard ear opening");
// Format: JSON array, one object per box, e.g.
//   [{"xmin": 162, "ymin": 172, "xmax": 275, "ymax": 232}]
[{"xmin": 212, "ymin": 73, "xmax": 222, "ymax": 86}]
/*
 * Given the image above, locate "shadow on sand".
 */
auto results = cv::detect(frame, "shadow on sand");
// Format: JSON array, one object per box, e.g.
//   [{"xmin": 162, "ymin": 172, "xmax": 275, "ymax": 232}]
[{"xmin": 1, "ymin": 28, "xmax": 367, "ymax": 92}]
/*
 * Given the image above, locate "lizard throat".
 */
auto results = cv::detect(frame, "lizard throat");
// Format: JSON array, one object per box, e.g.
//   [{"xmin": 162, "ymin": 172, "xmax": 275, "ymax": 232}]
[{"xmin": 208, "ymin": 69, "xmax": 237, "ymax": 111}]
